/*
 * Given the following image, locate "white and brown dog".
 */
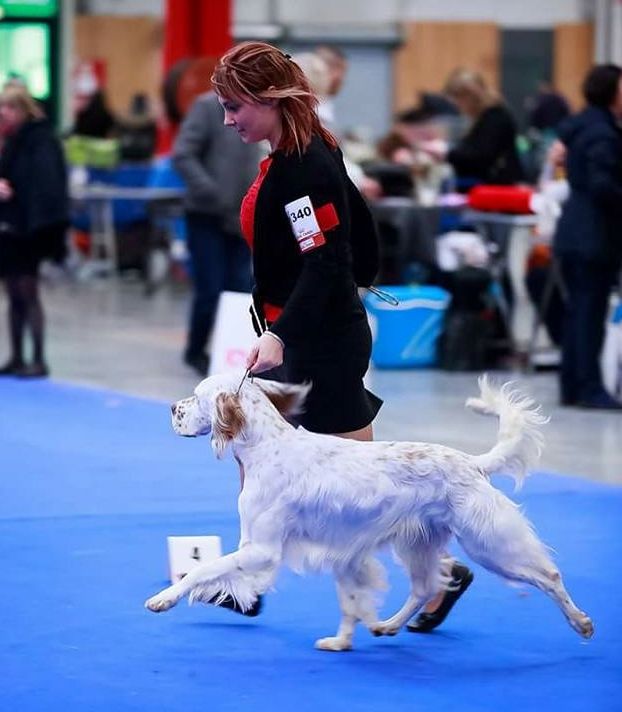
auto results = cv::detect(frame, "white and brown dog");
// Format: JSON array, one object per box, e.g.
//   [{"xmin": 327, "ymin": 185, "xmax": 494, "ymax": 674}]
[{"xmin": 145, "ymin": 373, "xmax": 593, "ymax": 651}]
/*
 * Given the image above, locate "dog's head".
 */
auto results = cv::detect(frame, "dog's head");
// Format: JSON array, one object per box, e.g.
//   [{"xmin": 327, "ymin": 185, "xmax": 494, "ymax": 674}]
[{"xmin": 171, "ymin": 373, "xmax": 311, "ymax": 458}]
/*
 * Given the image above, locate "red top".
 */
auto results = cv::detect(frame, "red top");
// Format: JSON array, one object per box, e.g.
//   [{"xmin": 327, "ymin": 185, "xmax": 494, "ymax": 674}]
[{"xmin": 240, "ymin": 156, "xmax": 273, "ymax": 249}]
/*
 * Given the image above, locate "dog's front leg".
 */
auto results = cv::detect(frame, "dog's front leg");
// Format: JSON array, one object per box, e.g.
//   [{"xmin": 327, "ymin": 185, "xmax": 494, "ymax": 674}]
[{"xmin": 145, "ymin": 543, "xmax": 279, "ymax": 613}]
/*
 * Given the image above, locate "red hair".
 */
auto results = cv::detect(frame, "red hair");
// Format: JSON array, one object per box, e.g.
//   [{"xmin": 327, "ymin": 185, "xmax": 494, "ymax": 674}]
[{"xmin": 211, "ymin": 41, "xmax": 338, "ymax": 156}]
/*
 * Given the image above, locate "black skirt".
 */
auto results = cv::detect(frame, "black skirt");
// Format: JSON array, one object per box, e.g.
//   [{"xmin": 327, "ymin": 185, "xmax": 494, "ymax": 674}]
[
  {"xmin": 259, "ymin": 314, "xmax": 382, "ymax": 434},
  {"xmin": 0, "ymin": 225, "xmax": 67, "ymax": 278}
]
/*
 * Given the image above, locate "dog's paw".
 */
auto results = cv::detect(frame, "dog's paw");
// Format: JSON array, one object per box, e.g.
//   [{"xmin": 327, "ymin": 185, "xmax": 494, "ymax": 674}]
[
  {"xmin": 145, "ymin": 592, "xmax": 179, "ymax": 613},
  {"xmin": 572, "ymin": 613, "xmax": 594, "ymax": 639},
  {"xmin": 314, "ymin": 636, "xmax": 352, "ymax": 652},
  {"xmin": 369, "ymin": 621, "xmax": 400, "ymax": 637}
]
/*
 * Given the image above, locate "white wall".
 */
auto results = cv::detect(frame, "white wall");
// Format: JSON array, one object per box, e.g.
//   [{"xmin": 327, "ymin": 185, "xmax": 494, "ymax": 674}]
[
  {"xmin": 401, "ymin": 0, "xmax": 589, "ymax": 27},
  {"xmin": 235, "ymin": 0, "xmax": 591, "ymax": 27},
  {"xmin": 84, "ymin": 0, "xmax": 592, "ymax": 27},
  {"xmin": 81, "ymin": 0, "xmax": 164, "ymax": 15}
]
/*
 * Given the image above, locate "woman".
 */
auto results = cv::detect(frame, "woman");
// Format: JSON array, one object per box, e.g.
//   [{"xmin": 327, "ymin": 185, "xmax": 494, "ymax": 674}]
[
  {"xmin": 422, "ymin": 68, "xmax": 524, "ymax": 188},
  {"xmin": 212, "ymin": 41, "xmax": 381, "ymax": 440},
  {"xmin": 210, "ymin": 42, "xmax": 472, "ymax": 628},
  {"xmin": 553, "ymin": 64, "xmax": 622, "ymax": 409},
  {"xmin": 0, "ymin": 85, "xmax": 68, "ymax": 377}
]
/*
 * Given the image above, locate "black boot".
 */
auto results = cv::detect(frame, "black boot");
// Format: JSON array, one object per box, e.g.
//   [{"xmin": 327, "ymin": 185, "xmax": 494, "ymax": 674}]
[
  {"xmin": 15, "ymin": 361, "xmax": 49, "ymax": 379},
  {"xmin": 0, "ymin": 358, "xmax": 24, "ymax": 376},
  {"xmin": 407, "ymin": 562, "xmax": 473, "ymax": 633}
]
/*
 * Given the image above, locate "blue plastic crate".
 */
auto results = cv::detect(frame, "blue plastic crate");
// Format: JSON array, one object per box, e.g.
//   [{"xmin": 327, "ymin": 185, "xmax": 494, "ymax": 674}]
[{"xmin": 364, "ymin": 285, "xmax": 450, "ymax": 368}]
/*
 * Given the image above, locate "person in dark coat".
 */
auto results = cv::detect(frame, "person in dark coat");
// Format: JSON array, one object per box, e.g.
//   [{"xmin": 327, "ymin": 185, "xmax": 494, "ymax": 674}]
[
  {"xmin": 528, "ymin": 81, "xmax": 571, "ymax": 133},
  {"xmin": 72, "ymin": 89, "xmax": 116, "ymax": 139},
  {"xmin": 419, "ymin": 68, "xmax": 524, "ymax": 188},
  {"xmin": 0, "ymin": 85, "xmax": 68, "ymax": 378},
  {"xmin": 553, "ymin": 64, "xmax": 622, "ymax": 409}
]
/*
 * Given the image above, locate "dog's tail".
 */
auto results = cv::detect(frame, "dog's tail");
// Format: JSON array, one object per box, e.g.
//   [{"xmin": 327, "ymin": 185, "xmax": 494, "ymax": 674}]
[{"xmin": 467, "ymin": 375, "xmax": 549, "ymax": 489}]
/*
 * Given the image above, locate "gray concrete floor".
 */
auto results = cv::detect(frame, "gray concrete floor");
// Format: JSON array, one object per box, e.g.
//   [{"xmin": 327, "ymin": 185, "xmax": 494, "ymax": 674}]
[{"xmin": 2, "ymin": 273, "xmax": 621, "ymax": 485}]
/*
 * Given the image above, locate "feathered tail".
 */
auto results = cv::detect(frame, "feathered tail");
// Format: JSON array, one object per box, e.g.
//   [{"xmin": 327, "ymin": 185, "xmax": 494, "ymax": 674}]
[{"xmin": 467, "ymin": 375, "xmax": 549, "ymax": 489}]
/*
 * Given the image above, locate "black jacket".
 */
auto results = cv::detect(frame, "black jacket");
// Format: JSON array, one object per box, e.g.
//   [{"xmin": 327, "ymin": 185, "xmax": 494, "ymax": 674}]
[
  {"xmin": 553, "ymin": 106, "xmax": 622, "ymax": 265},
  {"xmin": 448, "ymin": 104, "xmax": 524, "ymax": 185},
  {"xmin": 0, "ymin": 119, "xmax": 68, "ymax": 237},
  {"xmin": 251, "ymin": 135, "xmax": 378, "ymax": 347}
]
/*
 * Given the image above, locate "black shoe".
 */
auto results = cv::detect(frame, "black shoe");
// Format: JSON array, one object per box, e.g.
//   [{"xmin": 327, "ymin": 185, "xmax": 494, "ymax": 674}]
[
  {"xmin": 183, "ymin": 352, "xmax": 209, "ymax": 377},
  {"xmin": 208, "ymin": 593, "xmax": 263, "ymax": 617},
  {"xmin": 15, "ymin": 362, "xmax": 49, "ymax": 379},
  {"xmin": 0, "ymin": 359, "xmax": 24, "ymax": 376},
  {"xmin": 560, "ymin": 396, "xmax": 577, "ymax": 406},
  {"xmin": 407, "ymin": 562, "xmax": 474, "ymax": 633},
  {"xmin": 577, "ymin": 392, "xmax": 622, "ymax": 411}
]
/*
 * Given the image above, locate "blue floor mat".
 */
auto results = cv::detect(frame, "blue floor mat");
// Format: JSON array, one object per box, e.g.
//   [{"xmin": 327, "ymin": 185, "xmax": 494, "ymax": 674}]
[{"xmin": 0, "ymin": 379, "xmax": 620, "ymax": 712}]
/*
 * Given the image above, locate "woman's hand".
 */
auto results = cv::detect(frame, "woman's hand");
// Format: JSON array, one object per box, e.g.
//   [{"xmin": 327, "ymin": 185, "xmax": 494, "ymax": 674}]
[
  {"xmin": 547, "ymin": 140, "xmax": 566, "ymax": 168},
  {"xmin": 417, "ymin": 139, "xmax": 449, "ymax": 162},
  {"xmin": 246, "ymin": 332, "xmax": 284, "ymax": 374},
  {"xmin": 0, "ymin": 179, "xmax": 13, "ymax": 201}
]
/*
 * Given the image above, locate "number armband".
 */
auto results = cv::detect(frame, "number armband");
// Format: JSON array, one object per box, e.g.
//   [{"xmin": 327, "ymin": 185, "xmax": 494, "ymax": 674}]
[{"xmin": 284, "ymin": 195, "xmax": 326, "ymax": 254}]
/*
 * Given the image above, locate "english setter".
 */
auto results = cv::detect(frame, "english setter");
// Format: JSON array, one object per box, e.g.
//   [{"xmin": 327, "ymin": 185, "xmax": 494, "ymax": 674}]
[{"xmin": 145, "ymin": 373, "xmax": 593, "ymax": 651}]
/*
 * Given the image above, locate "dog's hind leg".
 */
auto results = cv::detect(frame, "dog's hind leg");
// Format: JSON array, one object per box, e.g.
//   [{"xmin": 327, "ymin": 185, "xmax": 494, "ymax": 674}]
[
  {"xmin": 455, "ymin": 491, "xmax": 593, "ymax": 639},
  {"xmin": 315, "ymin": 558, "xmax": 385, "ymax": 652},
  {"xmin": 370, "ymin": 533, "xmax": 449, "ymax": 637}
]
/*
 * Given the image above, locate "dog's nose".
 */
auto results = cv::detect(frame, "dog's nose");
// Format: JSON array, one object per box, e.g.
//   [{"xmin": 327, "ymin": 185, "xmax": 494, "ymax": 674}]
[{"xmin": 171, "ymin": 403, "xmax": 177, "ymax": 416}]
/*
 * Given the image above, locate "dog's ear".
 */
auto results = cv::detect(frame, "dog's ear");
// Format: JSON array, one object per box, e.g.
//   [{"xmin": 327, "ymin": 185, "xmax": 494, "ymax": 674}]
[
  {"xmin": 253, "ymin": 379, "xmax": 311, "ymax": 417},
  {"xmin": 211, "ymin": 392, "xmax": 246, "ymax": 458}
]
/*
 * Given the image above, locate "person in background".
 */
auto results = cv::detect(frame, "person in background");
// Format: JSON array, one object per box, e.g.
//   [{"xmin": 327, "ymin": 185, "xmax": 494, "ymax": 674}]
[
  {"xmin": 553, "ymin": 64, "xmax": 622, "ymax": 410},
  {"xmin": 527, "ymin": 80, "xmax": 571, "ymax": 134},
  {"xmin": 173, "ymin": 91, "xmax": 261, "ymax": 376},
  {"xmin": 116, "ymin": 92, "xmax": 157, "ymax": 162},
  {"xmin": 72, "ymin": 89, "xmax": 116, "ymax": 139},
  {"xmin": 293, "ymin": 50, "xmax": 381, "ymax": 200},
  {"xmin": 0, "ymin": 85, "xmax": 68, "ymax": 378},
  {"xmin": 314, "ymin": 45, "xmax": 348, "ymax": 134},
  {"xmin": 420, "ymin": 68, "xmax": 524, "ymax": 189}
]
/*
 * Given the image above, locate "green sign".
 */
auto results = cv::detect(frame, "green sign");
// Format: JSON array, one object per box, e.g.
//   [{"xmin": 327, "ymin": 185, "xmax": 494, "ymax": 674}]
[
  {"xmin": 0, "ymin": 1, "xmax": 58, "ymax": 19},
  {"xmin": 0, "ymin": 23, "xmax": 51, "ymax": 97}
]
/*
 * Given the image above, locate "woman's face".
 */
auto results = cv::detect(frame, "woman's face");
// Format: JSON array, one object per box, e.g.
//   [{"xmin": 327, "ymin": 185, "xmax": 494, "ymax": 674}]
[
  {"xmin": 0, "ymin": 101, "xmax": 27, "ymax": 134},
  {"xmin": 218, "ymin": 96, "xmax": 281, "ymax": 146}
]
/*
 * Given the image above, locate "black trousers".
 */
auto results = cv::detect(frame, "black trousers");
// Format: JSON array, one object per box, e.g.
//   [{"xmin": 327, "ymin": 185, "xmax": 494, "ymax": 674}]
[
  {"xmin": 558, "ymin": 255, "xmax": 618, "ymax": 403},
  {"xmin": 185, "ymin": 213, "xmax": 251, "ymax": 358}
]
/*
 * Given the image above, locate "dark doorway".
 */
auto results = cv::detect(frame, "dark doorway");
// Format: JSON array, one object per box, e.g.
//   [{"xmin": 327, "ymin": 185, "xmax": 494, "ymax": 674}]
[{"xmin": 501, "ymin": 29, "xmax": 553, "ymax": 130}]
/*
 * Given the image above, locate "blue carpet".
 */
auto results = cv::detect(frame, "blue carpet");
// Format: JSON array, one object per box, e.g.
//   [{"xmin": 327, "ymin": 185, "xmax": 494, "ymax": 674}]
[{"xmin": 0, "ymin": 379, "xmax": 620, "ymax": 712}]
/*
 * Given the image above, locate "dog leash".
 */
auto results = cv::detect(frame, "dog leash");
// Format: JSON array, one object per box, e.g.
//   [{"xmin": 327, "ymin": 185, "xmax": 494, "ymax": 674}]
[
  {"xmin": 368, "ymin": 286, "xmax": 400, "ymax": 306},
  {"xmin": 236, "ymin": 367, "xmax": 252, "ymax": 395}
]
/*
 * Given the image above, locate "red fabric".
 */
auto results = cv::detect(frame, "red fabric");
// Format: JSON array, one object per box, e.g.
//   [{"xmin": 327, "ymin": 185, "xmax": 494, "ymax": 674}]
[
  {"xmin": 163, "ymin": 0, "xmax": 231, "ymax": 68},
  {"xmin": 315, "ymin": 202, "xmax": 340, "ymax": 231},
  {"xmin": 160, "ymin": 0, "xmax": 231, "ymax": 151},
  {"xmin": 467, "ymin": 185, "xmax": 534, "ymax": 214},
  {"xmin": 264, "ymin": 303, "xmax": 283, "ymax": 322},
  {"xmin": 240, "ymin": 156, "xmax": 273, "ymax": 249}
]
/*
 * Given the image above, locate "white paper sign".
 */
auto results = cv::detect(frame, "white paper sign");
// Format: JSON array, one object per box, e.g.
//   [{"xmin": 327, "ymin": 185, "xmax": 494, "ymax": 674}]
[
  {"xmin": 209, "ymin": 291, "xmax": 257, "ymax": 375},
  {"xmin": 167, "ymin": 535, "xmax": 222, "ymax": 583},
  {"xmin": 284, "ymin": 195, "xmax": 321, "ymax": 240}
]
